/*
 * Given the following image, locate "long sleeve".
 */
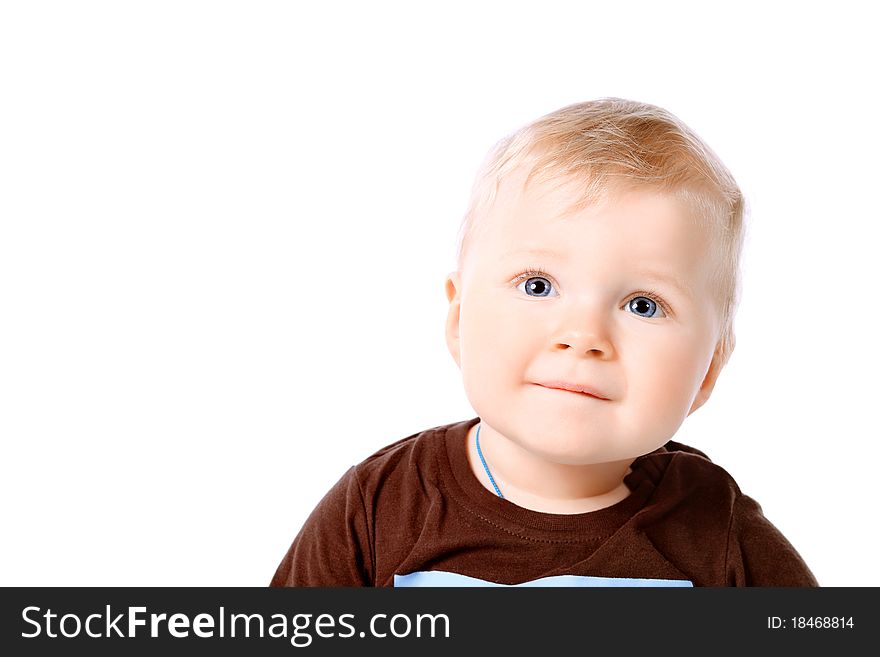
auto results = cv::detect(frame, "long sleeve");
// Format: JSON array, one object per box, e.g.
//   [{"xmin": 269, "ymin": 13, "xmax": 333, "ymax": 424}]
[
  {"xmin": 270, "ymin": 466, "xmax": 374, "ymax": 587},
  {"xmin": 725, "ymin": 494, "xmax": 818, "ymax": 586}
]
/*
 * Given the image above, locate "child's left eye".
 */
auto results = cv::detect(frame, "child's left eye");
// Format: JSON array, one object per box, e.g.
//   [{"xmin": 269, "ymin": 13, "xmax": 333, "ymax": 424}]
[{"xmin": 624, "ymin": 295, "xmax": 668, "ymax": 319}]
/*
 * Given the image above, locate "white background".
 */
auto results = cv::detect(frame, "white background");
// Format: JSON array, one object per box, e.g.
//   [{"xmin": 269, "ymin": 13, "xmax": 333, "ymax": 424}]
[{"xmin": 1, "ymin": 1, "xmax": 877, "ymax": 586}]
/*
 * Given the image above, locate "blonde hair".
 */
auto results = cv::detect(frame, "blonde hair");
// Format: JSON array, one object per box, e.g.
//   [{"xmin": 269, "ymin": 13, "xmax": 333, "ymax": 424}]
[{"xmin": 454, "ymin": 98, "xmax": 746, "ymax": 367}]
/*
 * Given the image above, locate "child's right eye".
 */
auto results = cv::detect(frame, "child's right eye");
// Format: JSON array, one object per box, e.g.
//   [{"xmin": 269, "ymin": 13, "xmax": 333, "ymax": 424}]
[
  {"xmin": 520, "ymin": 276, "xmax": 554, "ymax": 297},
  {"xmin": 514, "ymin": 270, "xmax": 558, "ymax": 298}
]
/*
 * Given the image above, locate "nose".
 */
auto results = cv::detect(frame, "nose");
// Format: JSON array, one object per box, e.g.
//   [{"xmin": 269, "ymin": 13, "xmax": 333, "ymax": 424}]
[{"xmin": 550, "ymin": 299, "xmax": 614, "ymax": 358}]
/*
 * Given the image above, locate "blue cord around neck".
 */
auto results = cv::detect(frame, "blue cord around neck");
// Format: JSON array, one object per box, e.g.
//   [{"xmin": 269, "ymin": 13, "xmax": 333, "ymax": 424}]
[{"xmin": 475, "ymin": 424, "xmax": 504, "ymax": 499}]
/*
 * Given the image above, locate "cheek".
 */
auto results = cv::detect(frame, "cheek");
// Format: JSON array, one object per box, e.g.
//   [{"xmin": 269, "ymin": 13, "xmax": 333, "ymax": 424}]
[
  {"xmin": 458, "ymin": 298, "xmax": 534, "ymax": 386},
  {"xmin": 627, "ymin": 338, "xmax": 708, "ymax": 415}
]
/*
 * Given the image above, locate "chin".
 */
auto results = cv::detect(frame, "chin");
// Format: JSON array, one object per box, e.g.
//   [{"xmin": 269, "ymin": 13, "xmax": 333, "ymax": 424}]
[{"xmin": 528, "ymin": 441, "xmax": 630, "ymax": 466}]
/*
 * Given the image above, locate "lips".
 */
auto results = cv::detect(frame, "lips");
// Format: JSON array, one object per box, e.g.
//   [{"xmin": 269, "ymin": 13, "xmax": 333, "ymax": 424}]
[{"xmin": 535, "ymin": 380, "xmax": 610, "ymax": 400}]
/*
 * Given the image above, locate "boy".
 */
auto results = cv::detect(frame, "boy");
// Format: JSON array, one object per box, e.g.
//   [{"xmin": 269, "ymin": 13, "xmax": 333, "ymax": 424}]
[{"xmin": 270, "ymin": 98, "xmax": 817, "ymax": 587}]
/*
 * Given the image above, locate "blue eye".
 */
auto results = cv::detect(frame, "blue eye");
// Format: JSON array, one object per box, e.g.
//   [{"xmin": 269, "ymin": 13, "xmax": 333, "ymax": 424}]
[
  {"xmin": 518, "ymin": 275, "xmax": 556, "ymax": 298},
  {"xmin": 625, "ymin": 296, "xmax": 667, "ymax": 319},
  {"xmin": 514, "ymin": 269, "xmax": 670, "ymax": 319}
]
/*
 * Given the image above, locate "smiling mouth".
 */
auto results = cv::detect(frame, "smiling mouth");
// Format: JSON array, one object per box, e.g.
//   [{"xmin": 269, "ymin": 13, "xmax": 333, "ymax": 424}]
[{"xmin": 535, "ymin": 382, "xmax": 610, "ymax": 401}]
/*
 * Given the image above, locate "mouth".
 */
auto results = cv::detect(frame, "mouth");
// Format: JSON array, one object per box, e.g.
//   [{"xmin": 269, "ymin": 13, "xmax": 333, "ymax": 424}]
[{"xmin": 535, "ymin": 381, "xmax": 610, "ymax": 400}]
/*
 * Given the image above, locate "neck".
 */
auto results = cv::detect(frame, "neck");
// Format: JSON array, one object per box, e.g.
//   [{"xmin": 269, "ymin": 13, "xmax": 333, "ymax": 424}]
[{"xmin": 469, "ymin": 422, "xmax": 633, "ymax": 514}]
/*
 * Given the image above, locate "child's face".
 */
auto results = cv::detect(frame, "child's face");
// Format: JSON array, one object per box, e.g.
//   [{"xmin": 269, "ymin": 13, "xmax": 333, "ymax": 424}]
[{"xmin": 445, "ymin": 171, "xmax": 728, "ymax": 465}]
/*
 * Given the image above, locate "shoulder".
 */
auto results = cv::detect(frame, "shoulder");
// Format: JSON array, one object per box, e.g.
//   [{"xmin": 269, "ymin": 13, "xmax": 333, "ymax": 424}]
[
  {"xmin": 632, "ymin": 441, "xmax": 817, "ymax": 585},
  {"xmin": 348, "ymin": 418, "xmax": 467, "ymax": 497},
  {"xmin": 627, "ymin": 441, "xmax": 742, "ymax": 555},
  {"xmin": 632, "ymin": 439, "xmax": 743, "ymax": 509},
  {"xmin": 269, "ymin": 419, "xmax": 469, "ymax": 587}
]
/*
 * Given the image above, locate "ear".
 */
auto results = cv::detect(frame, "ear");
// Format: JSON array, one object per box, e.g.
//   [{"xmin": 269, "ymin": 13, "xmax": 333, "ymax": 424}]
[
  {"xmin": 687, "ymin": 335, "xmax": 735, "ymax": 416},
  {"xmin": 444, "ymin": 271, "xmax": 463, "ymax": 369}
]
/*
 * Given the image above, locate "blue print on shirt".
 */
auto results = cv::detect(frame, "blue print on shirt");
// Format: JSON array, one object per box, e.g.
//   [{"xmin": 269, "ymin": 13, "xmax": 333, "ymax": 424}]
[{"xmin": 394, "ymin": 571, "xmax": 693, "ymax": 587}]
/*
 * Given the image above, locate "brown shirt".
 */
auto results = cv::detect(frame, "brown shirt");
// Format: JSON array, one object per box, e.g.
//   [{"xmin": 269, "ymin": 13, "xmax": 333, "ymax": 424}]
[{"xmin": 270, "ymin": 417, "xmax": 817, "ymax": 587}]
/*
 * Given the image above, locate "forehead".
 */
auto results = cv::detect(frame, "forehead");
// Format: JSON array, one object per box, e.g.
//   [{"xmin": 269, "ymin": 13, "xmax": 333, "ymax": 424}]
[{"xmin": 480, "ymin": 173, "xmax": 711, "ymax": 261}]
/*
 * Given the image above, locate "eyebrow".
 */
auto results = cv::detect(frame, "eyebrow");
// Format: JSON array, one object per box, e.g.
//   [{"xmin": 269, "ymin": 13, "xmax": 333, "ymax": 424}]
[
  {"xmin": 502, "ymin": 248, "xmax": 567, "ymax": 260},
  {"xmin": 634, "ymin": 270, "xmax": 694, "ymax": 299},
  {"xmin": 502, "ymin": 248, "xmax": 694, "ymax": 299}
]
